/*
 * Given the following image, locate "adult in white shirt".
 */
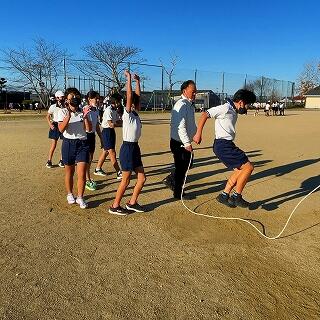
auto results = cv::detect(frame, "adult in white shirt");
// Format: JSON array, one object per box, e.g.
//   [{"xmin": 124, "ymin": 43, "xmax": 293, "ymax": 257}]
[{"xmin": 170, "ymin": 80, "xmax": 197, "ymax": 199}]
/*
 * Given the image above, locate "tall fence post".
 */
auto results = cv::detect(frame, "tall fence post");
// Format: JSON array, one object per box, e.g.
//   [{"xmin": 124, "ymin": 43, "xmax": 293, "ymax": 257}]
[{"xmin": 63, "ymin": 58, "xmax": 67, "ymax": 91}]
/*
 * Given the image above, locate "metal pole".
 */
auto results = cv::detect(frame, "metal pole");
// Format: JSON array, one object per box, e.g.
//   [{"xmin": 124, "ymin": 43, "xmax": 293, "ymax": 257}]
[
  {"xmin": 194, "ymin": 69, "xmax": 197, "ymax": 85},
  {"xmin": 103, "ymin": 78, "xmax": 106, "ymax": 96},
  {"xmin": 63, "ymin": 58, "xmax": 67, "ymax": 91},
  {"xmin": 244, "ymin": 74, "xmax": 247, "ymax": 88},
  {"xmin": 260, "ymin": 76, "xmax": 263, "ymax": 102},
  {"xmin": 221, "ymin": 72, "xmax": 225, "ymax": 100},
  {"xmin": 78, "ymin": 76, "xmax": 81, "ymax": 92}
]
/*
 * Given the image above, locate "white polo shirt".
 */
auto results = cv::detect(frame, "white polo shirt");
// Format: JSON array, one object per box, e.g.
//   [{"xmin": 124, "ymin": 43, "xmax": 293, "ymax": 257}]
[
  {"xmin": 101, "ymin": 105, "xmax": 119, "ymax": 129},
  {"xmin": 57, "ymin": 108, "xmax": 87, "ymax": 140},
  {"xmin": 122, "ymin": 110, "xmax": 141, "ymax": 142},
  {"xmin": 170, "ymin": 95, "xmax": 196, "ymax": 147},
  {"xmin": 48, "ymin": 103, "xmax": 64, "ymax": 122},
  {"xmin": 206, "ymin": 101, "xmax": 238, "ymax": 141}
]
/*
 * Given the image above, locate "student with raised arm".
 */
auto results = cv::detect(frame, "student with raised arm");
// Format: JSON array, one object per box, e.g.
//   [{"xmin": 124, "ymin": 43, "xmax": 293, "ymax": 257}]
[
  {"xmin": 193, "ymin": 89, "xmax": 256, "ymax": 208},
  {"xmin": 109, "ymin": 71, "xmax": 146, "ymax": 215}
]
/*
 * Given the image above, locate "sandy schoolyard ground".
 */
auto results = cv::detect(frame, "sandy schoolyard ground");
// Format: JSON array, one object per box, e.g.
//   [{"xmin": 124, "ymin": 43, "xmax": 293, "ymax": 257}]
[{"xmin": 0, "ymin": 109, "xmax": 320, "ymax": 319}]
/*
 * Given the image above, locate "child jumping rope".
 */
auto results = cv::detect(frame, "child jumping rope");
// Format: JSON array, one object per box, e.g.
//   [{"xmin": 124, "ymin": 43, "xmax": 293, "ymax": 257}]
[
  {"xmin": 193, "ymin": 89, "xmax": 256, "ymax": 208},
  {"xmin": 109, "ymin": 71, "xmax": 146, "ymax": 215}
]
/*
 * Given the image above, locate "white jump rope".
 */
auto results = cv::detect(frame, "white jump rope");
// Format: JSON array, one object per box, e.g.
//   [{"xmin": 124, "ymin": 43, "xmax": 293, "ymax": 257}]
[{"xmin": 180, "ymin": 152, "xmax": 320, "ymax": 240}]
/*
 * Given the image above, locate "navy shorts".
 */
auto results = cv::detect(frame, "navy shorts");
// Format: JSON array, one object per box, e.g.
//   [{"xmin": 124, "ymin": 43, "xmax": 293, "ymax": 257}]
[
  {"xmin": 86, "ymin": 132, "xmax": 96, "ymax": 154},
  {"xmin": 48, "ymin": 122, "xmax": 62, "ymax": 140},
  {"xmin": 119, "ymin": 141, "xmax": 143, "ymax": 171},
  {"xmin": 102, "ymin": 128, "xmax": 116, "ymax": 150},
  {"xmin": 213, "ymin": 139, "xmax": 248, "ymax": 169},
  {"xmin": 62, "ymin": 138, "xmax": 90, "ymax": 165}
]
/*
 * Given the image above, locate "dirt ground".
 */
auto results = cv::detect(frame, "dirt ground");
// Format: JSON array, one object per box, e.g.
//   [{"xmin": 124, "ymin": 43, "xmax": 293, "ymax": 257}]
[{"xmin": 0, "ymin": 109, "xmax": 320, "ymax": 320}]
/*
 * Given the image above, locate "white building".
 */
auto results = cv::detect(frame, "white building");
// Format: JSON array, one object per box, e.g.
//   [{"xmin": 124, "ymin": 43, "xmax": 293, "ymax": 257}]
[{"xmin": 305, "ymin": 86, "xmax": 320, "ymax": 109}]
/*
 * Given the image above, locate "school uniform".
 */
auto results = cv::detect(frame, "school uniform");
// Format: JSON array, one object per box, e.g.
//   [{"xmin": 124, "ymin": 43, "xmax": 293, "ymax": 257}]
[
  {"xmin": 119, "ymin": 109, "xmax": 142, "ymax": 171},
  {"xmin": 82, "ymin": 105, "xmax": 100, "ymax": 154},
  {"xmin": 57, "ymin": 109, "xmax": 89, "ymax": 165},
  {"xmin": 48, "ymin": 103, "xmax": 64, "ymax": 140},
  {"xmin": 101, "ymin": 105, "xmax": 119, "ymax": 150},
  {"xmin": 206, "ymin": 99, "xmax": 248, "ymax": 170},
  {"xmin": 170, "ymin": 95, "xmax": 196, "ymax": 197}
]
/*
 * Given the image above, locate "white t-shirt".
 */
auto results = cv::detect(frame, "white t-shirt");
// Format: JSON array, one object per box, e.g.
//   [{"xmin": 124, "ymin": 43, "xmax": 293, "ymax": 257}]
[
  {"xmin": 101, "ymin": 105, "xmax": 119, "ymax": 129},
  {"xmin": 48, "ymin": 103, "xmax": 64, "ymax": 122},
  {"xmin": 83, "ymin": 105, "xmax": 99, "ymax": 133},
  {"xmin": 57, "ymin": 108, "xmax": 87, "ymax": 140},
  {"xmin": 122, "ymin": 110, "xmax": 141, "ymax": 142},
  {"xmin": 206, "ymin": 101, "xmax": 238, "ymax": 141}
]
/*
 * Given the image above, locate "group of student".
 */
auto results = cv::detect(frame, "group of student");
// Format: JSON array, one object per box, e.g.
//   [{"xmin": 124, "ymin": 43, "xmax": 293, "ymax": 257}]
[
  {"xmin": 46, "ymin": 71, "xmax": 145, "ymax": 213},
  {"xmin": 253, "ymin": 101, "xmax": 285, "ymax": 116},
  {"xmin": 46, "ymin": 72, "xmax": 257, "ymax": 214}
]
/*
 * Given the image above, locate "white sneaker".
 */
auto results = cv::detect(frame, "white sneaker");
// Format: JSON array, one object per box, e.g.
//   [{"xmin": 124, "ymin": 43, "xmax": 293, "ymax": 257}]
[
  {"xmin": 116, "ymin": 171, "xmax": 122, "ymax": 180},
  {"xmin": 76, "ymin": 197, "xmax": 88, "ymax": 209},
  {"xmin": 67, "ymin": 194, "xmax": 76, "ymax": 204}
]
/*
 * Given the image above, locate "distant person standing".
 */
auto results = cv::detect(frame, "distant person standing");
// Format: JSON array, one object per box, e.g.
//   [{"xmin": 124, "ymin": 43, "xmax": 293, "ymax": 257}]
[
  {"xmin": 265, "ymin": 102, "xmax": 270, "ymax": 116},
  {"xmin": 45, "ymin": 90, "xmax": 65, "ymax": 168},
  {"xmin": 279, "ymin": 102, "xmax": 285, "ymax": 115},
  {"xmin": 170, "ymin": 80, "xmax": 197, "ymax": 199}
]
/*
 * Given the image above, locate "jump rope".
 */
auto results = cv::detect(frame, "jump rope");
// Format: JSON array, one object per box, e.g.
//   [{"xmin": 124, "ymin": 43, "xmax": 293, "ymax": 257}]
[{"xmin": 180, "ymin": 151, "xmax": 320, "ymax": 240}]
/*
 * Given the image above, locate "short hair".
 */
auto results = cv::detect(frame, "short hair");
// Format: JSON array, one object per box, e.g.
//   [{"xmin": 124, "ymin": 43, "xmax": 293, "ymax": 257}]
[
  {"xmin": 65, "ymin": 87, "xmax": 81, "ymax": 97},
  {"xmin": 180, "ymin": 80, "xmax": 196, "ymax": 93},
  {"xmin": 110, "ymin": 92, "xmax": 122, "ymax": 104},
  {"xmin": 86, "ymin": 90, "xmax": 100, "ymax": 100},
  {"xmin": 233, "ymin": 89, "xmax": 256, "ymax": 104}
]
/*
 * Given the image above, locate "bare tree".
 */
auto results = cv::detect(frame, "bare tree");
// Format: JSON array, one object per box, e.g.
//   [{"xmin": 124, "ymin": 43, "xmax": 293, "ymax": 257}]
[
  {"xmin": 297, "ymin": 61, "xmax": 320, "ymax": 96},
  {"xmin": 245, "ymin": 77, "xmax": 274, "ymax": 102},
  {"xmin": 160, "ymin": 55, "xmax": 181, "ymax": 108},
  {"xmin": 74, "ymin": 41, "xmax": 143, "ymax": 92},
  {"xmin": 2, "ymin": 38, "xmax": 66, "ymax": 110}
]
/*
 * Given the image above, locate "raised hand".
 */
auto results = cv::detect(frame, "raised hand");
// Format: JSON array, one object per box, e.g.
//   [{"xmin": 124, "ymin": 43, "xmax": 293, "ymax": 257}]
[{"xmin": 133, "ymin": 74, "xmax": 140, "ymax": 81}]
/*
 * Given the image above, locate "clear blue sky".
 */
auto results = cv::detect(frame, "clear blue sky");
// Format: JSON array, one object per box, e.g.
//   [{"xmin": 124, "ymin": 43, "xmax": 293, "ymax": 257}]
[{"xmin": 1, "ymin": 0, "xmax": 319, "ymax": 85}]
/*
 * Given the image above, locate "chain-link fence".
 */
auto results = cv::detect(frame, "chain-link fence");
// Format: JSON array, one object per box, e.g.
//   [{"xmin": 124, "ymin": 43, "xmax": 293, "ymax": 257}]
[
  {"xmin": 1, "ymin": 59, "xmax": 295, "ymax": 110},
  {"xmin": 62, "ymin": 59, "xmax": 294, "ymax": 109}
]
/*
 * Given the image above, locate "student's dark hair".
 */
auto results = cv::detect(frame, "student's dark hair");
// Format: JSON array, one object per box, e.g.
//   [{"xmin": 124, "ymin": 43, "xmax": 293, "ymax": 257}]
[
  {"xmin": 180, "ymin": 80, "xmax": 196, "ymax": 93},
  {"xmin": 86, "ymin": 90, "xmax": 99, "ymax": 100},
  {"xmin": 110, "ymin": 92, "xmax": 122, "ymax": 104},
  {"xmin": 233, "ymin": 89, "xmax": 256, "ymax": 104},
  {"xmin": 65, "ymin": 87, "xmax": 81, "ymax": 97}
]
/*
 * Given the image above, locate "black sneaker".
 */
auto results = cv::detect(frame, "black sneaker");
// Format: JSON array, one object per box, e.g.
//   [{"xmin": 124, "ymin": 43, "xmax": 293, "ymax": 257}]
[
  {"xmin": 46, "ymin": 160, "xmax": 53, "ymax": 168},
  {"xmin": 228, "ymin": 194, "xmax": 250, "ymax": 208},
  {"xmin": 126, "ymin": 203, "xmax": 145, "ymax": 213},
  {"xmin": 108, "ymin": 206, "xmax": 128, "ymax": 216},
  {"xmin": 216, "ymin": 193, "xmax": 236, "ymax": 208}
]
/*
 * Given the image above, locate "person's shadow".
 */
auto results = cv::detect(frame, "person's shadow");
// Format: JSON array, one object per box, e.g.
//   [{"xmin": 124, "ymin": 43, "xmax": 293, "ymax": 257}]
[{"xmin": 250, "ymin": 173, "xmax": 320, "ymax": 211}]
